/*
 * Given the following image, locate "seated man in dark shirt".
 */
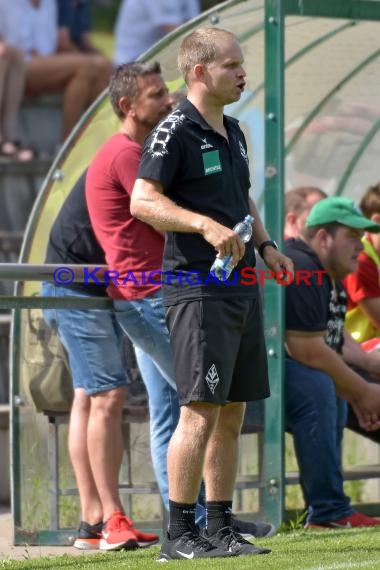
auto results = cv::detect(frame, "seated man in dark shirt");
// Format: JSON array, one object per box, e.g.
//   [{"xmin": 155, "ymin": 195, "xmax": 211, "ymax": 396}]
[
  {"xmin": 285, "ymin": 196, "xmax": 380, "ymax": 529},
  {"xmin": 284, "ymin": 187, "xmax": 380, "ymax": 445}
]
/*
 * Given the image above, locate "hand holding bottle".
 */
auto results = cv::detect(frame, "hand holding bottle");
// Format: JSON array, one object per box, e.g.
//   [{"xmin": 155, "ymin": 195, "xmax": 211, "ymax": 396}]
[{"xmin": 210, "ymin": 215, "xmax": 254, "ymax": 280}]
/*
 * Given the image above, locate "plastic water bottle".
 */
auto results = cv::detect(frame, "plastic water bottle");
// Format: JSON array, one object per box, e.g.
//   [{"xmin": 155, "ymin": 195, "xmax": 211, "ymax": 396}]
[{"xmin": 210, "ymin": 214, "xmax": 254, "ymax": 280}]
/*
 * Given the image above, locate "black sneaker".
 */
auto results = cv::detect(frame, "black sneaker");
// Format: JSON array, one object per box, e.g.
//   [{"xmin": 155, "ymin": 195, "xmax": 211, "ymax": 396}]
[
  {"xmin": 157, "ymin": 530, "xmax": 236, "ymax": 561},
  {"xmin": 204, "ymin": 526, "xmax": 271, "ymax": 556},
  {"xmin": 231, "ymin": 515, "xmax": 276, "ymax": 540},
  {"xmin": 73, "ymin": 520, "xmax": 103, "ymax": 550}
]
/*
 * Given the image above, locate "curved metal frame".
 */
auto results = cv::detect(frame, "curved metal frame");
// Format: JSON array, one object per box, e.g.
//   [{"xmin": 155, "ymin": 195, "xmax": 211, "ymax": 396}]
[
  {"xmin": 286, "ymin": 49, "xmax": 380, "ymax": 154},
  {"xmin": 335, "ymin": 117, "xmax": 380, "ymax": 196}
]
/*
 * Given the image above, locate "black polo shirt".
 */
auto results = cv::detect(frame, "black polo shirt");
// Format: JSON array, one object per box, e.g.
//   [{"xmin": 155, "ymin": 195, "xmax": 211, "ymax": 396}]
[
  {"xmin": 284, "ymin": 238, "xmax": 347, "ymax": 354},
  {"xmin": 45, "ymin": 171, "xmax": 107, "ymax": 296},
  {"xmin": 138, "ymin": 98, "xmax": 258, "ymax": 306}
]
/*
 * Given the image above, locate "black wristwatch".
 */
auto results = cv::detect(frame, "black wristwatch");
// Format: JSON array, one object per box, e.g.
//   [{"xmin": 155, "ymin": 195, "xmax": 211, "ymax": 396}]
[{"xmin": 258, "ymin": 240, "xmax": 278, "ymax": 259}]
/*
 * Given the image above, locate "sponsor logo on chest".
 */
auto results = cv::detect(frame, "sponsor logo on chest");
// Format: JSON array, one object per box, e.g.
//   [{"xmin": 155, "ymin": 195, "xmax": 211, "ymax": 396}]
[
  {"xmin": 202, "ymin": 149, "xmax": 222, "ymax": 176},
  {"xmin": 201, "ymin": 137, "xmax": 213, "ymax": 150}
]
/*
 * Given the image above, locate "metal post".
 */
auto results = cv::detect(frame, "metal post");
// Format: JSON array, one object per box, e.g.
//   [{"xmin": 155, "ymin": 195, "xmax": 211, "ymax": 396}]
[{"xmin": 263, "ymin": 0, "xmax": 285, "ymax": 528}]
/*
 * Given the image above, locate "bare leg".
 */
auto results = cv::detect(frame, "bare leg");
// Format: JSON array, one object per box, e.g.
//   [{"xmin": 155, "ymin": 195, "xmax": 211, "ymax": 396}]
[
  {"xmin": 25, "ymin": 53, "xmax": 100, "ymax": 140},
  {"xmin": 68, "ymin": 388, "xmax": 103, "ymax": 524},
  {"xmin": 90, "ymin": 55, "xmax": 113, "ymax": 99},
  {"xmin": 203, "ymin": 402, "xmax": 245, "ymax": 501},
  {"xmin": 167, "ymin": 402, "xmax": 220, "ymax": 503},
  {"xmin": 0, "ymin": 45, "xmax": 25, "ymax": 141},
  {"xmin": 87, "ymin": 386, "xmax": 127, "ymax": 521}
]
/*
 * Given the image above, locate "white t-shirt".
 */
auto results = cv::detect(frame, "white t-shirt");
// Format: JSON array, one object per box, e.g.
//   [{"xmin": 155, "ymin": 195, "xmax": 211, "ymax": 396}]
[
  {"xmin": 0, "ymin": 0, "xmax": 57, "ymax": 59},
  {"xmin": 114, "ymin": 0, "xmax": 200, "ymax": 65}
]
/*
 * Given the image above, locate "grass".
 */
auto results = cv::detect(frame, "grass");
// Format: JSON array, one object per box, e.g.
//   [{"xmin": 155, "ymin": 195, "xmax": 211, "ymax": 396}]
[{"xmin": 3, "ymin": 529, "xmax": 380, "ymax": 569}]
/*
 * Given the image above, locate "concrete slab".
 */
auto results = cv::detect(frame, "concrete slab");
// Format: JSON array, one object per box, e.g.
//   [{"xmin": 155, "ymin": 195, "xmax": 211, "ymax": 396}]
[{"xmin": 0, "ymin": 506, "xmax": 98, "ymax": 561}]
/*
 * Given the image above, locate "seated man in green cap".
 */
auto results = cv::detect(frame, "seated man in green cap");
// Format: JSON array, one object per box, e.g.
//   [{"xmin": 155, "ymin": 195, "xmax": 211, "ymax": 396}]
[{"xmin": 284, "ymin": 196, "xmax": 380, "ymax": 530}]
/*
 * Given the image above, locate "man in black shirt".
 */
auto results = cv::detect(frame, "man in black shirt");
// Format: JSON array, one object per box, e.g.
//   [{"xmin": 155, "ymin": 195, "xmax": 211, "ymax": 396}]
[
  {"xmin": 131, "ymin": 27, "xmax": 293, "ymax": 560},
  {"xmin": 285, "ymin": 196, "xmax": 380, "ymax": 529}
]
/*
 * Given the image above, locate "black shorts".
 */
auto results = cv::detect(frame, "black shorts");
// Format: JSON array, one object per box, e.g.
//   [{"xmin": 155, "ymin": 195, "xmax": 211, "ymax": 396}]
[{"xmin": 166, "ymin": 297, "xmax": 270, "ymax": 406}]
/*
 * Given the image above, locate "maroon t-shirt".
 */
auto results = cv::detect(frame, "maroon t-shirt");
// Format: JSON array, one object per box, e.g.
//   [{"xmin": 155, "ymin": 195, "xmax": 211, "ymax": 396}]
[{"xmin": 86, "ymin": 133, "xmax": 164, "ymax": 300}]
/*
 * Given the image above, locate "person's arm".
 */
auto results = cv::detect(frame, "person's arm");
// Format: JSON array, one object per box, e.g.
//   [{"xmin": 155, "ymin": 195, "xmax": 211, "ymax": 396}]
[
  {"xmin": 131, "ymin": 178, "xmax": 246, "ymax": 265},
  {"xmin": 338, "ymin": 100, "xmax": 380, "ymax": 122},
  {"xmin": 303, "ymin": 115, "xmax": 372, "ymax": 136},
  {"xmin": 249, "ymin": 196, "xmax": 270, "ymax": 247},
  {"xmin": 342, "ymin": 330, "xmax": 380, "ymax": 378},
  {"xmin": 249, "ymin": 197, "xmax": 294, "ymax": 277},
  {"xmin": 286, "ymin": 330, "xmax": 380, "ymax": 430}
]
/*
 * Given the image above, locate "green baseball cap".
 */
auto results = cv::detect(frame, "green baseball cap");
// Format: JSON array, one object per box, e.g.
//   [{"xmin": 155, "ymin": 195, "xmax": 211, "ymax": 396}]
[{"xmin": 306, "ymin": 196, "xmax": 380, "ymax": 233}]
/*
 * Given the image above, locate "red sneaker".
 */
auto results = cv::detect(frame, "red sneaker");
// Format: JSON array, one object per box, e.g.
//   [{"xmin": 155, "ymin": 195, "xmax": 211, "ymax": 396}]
[
  {"xmin": 99, "ymin": 511, "xmax": 138, "ymax": 551},
  {"xmin": 129, "ymin": 520, "xmax": 160, "ymax": 548},
  {"xmin": 305, "ymin": 511, "xmax": 380, "ymax": 529},
  {"xmin": 99, "ymin": 511, "xmax": 159, "ymax": 550}
]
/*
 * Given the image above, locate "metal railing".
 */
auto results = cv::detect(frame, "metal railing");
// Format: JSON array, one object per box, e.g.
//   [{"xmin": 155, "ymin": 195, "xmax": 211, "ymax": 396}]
[{"xmin": 0, "ymin": 263, "xmax": 111, "ymax": 309}]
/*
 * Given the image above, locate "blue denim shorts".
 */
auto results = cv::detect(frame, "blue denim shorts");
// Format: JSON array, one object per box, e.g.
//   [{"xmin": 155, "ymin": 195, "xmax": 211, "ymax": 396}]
[
  {"xmin": 41, "ymin": 282, "xmax": 127, "ymax": 395},
  {"xmin": 113, "ymin": 290, "xmax": 176, "ymax": 390}
]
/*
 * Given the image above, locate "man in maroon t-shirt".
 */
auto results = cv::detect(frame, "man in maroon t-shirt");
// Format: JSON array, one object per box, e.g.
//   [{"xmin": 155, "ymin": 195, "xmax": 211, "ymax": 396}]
[{"xmin": 86, "ymin": 61, "xmax": 179, "ymax": 530}]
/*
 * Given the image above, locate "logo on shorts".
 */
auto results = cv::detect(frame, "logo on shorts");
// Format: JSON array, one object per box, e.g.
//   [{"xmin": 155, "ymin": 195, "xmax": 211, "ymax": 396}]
[{"xmin": 205, "ymin": 364, "xmax": 220, "ymax": 394}]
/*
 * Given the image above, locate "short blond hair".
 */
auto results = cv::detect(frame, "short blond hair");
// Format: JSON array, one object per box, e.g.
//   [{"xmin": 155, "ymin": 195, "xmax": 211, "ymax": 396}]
[{"xmin": 178, "ymin": 27, "xmax": 237, "ymax": 84}]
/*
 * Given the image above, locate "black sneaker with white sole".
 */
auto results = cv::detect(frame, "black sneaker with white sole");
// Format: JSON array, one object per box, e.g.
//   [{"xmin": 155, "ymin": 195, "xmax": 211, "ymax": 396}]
[
  {"xmin": 73, "ymin": 520, "xmax": 103, "ymax": 550},
  {"xmin": 157, "ymin": 530, "xmax": 236, "ymax": 561},
  {"xmin": 231, "ymin": 515, "xmax": 276, "ymax": 540},
  {"xmin": 204, "ymin": 526, "xmax": 272, "ymax": 556}
]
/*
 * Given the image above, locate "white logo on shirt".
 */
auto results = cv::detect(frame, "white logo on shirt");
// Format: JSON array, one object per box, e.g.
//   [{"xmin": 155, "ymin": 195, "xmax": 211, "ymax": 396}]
[
  {"xmin": 239, "ymin": 140, "xmax": 249, "ymax": 164},
  {"xmin": 201, "ymin": 137, "xmax": 213, "ymax": 150},
  {"xmin": 325, "ymin": 288, "xmax": 346, "ymax": 349},
  {"xmin": 148, "ymin": 110, "xmax": 185, "ymax": 158},
  {"xmin": 205, "ymin": 364, "xmax": 220, "ymax": 394}
]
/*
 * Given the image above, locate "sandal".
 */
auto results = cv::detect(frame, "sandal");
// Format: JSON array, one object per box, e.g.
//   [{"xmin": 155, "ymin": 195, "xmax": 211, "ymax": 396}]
[{"xmin": 0, "ymin": 140, "xmax": 36, "ymax": 162}]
